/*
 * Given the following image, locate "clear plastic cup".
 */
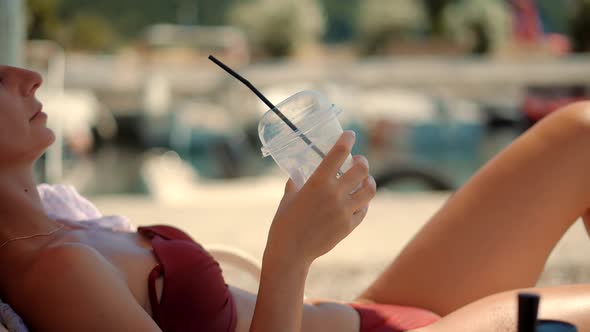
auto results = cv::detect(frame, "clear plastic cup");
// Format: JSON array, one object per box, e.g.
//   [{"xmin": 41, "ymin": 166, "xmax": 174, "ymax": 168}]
[{"xmin": 258, "ymin": 90, "xmax": 353, "ymax": 189}]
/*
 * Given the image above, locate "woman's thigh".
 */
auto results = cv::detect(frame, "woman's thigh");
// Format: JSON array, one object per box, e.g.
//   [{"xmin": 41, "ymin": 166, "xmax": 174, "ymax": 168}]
[
  {"xmin": 416, "ymin": 284, "xmax": 590, "ymax": 332},
  {"xmin": 360, "ymin": 102, "xmax": 590, "ymax": 316}
]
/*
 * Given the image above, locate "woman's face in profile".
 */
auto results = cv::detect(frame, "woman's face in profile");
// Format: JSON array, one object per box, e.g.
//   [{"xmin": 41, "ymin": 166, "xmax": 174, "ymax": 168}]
[{"xmin": 0, "ymin": 65, "xmax": 54, "ymax": 164}]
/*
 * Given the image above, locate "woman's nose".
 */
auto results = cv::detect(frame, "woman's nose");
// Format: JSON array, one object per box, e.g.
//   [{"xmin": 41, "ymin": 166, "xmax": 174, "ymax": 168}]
[
  {"xmin": 22, "ymin": 69, "xmax": 43, "ymax": 97},
  {"xmin": 7, "ymin": 66, "xmax": 44, "ymax": 96}
]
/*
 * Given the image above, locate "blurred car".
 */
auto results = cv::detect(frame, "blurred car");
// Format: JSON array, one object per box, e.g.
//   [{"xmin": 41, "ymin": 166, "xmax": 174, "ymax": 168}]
[{"xmin": 521, "ymin": 85, "xmax": 590, "ymax": 123}]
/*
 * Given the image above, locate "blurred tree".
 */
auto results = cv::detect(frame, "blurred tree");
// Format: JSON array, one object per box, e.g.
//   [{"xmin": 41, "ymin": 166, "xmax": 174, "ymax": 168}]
[
  {"xmin": 67, "ymin": 12, "xmax": 119, "ymax": 51},
  {"xmin": 195, "ymin": 0, "xmax": 235, "ymax": 26},
  {"xmin": 442, "ymin": 0, "xmax": 511, "ymax": 55},
  {"xmin": 27, "ymin": 0, "xmax": 62, "ymax": 40},
  {"xmin": 422, "ymin": 0, "xmax": 454, "ymax": 36},
  {"xmin": 60, "ymin": 0, "xmax": 177, "ymax": 39},
  {"xmin": 56, "ymin": 0, "xmax": 237, "ymax": 45},
  {"xmin": 537, "ymin": 0, "xmax": 570, "ymax": 34},
  {"xmin": 175, "ymin": 0, "xmax": 236, "ymax": 25},
  {"xmin": 570, "ymin": 0, "xmax": 590, "ymax": 52},
  {"xmin": 229, "ymin": 0, "xmax": 325, "ymax": 58},
  {"xmin": 319, "ymin": 0, "xmax": 359, "ymax": 43},
  {"xmin": 357, "ymin": 0, "xmax": 428, "ymax": 55}
]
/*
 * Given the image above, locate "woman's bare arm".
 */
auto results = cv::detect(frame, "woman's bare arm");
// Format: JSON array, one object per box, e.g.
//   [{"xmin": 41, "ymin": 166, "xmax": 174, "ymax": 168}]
[
  {"xmin": 21, "ymin": 243, "xmax": 161, "ymax": 332},
  {"xmin": 248, "ymin": 247, "xmax": 310, "ymax": 332},
  {"xmin": 231, "ymin": 286, "xmax": 360, "ymax": 332},
  {"xmin": 248, "ymin": 131, "xmax": 376, "ymax": 332}
]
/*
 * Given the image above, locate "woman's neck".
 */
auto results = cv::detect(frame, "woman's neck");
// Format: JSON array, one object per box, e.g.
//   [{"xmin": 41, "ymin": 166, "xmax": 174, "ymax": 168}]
[{"xmin": 0, "ymin": 165, "xmax": 53, "ymax": 243}]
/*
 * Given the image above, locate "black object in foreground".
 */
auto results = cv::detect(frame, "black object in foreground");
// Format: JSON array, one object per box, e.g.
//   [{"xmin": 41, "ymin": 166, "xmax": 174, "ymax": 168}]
[
  {"xmin": 518, "ymin": 293, "xmax": 578, "ymax": 332},
  {"xmin": 518, "ymin": 293, "xmax": 540, "ymax": 332}
]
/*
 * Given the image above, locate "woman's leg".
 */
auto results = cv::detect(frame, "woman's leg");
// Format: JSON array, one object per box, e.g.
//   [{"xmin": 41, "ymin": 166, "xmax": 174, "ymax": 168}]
[
  {"xmin": 415, "ymin": 284, "xmax": 590, "ymax": 332},
  {"xmin": 358, "ymin": 102, "xmax": 590, "ymax": 316}
]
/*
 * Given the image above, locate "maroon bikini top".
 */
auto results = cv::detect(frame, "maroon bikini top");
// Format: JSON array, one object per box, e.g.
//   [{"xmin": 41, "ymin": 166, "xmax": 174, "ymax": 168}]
[{"xmin": 138, "ymin": 225, "xmax": 237, "ymax": 332}]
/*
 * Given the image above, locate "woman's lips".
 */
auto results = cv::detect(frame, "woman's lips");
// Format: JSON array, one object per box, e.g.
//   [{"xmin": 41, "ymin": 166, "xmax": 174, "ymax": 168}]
[{"xmin": 30, "ymin": 105, "xmax": 44, "ymax": 120}]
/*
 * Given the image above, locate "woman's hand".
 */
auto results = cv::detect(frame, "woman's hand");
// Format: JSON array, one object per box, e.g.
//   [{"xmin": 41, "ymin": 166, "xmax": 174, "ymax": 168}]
[
  {"xmin": 249, "ymin": 131, "xmax": 375, "ymax": 332},
  {"xmin": 267, "ymin": 130, "xmax": 377, "ymax": 265}
]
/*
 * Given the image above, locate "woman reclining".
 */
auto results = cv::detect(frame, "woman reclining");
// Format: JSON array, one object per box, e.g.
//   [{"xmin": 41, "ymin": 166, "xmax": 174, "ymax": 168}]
[{"xmin": 1, "ymin": 65, "xmax": 590, "ymax": 332}]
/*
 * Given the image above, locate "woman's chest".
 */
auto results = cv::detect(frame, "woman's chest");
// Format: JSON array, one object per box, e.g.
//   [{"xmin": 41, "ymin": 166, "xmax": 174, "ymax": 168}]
[{"xmin": 60, "ymin": 229, "xmax": 160, "ymax": 311}]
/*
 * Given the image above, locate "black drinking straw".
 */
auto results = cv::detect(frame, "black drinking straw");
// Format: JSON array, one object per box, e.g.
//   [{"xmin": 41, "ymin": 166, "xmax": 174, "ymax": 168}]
[
  {"xmin": 208, "ymin": 55, "xmax": 329, "ymax": 162},
  {"xmin": 518, "ymin": 293, "xmax": 540, "ymax": 332}
]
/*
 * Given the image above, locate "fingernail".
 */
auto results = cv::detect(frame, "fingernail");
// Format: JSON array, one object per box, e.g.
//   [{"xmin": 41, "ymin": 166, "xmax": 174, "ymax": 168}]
[{"xmin": 348, "ymin": 130, "xmax": 356, "ymax": 137}]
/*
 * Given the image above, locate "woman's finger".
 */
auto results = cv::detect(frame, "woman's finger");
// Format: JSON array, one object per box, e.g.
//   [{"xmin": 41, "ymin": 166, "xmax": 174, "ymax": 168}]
[
  {"xmin": 284, "ymin": 178, "xmax": 298, "ymax": 194},
  {"xmin": 349, "ymin": 176, "xmax": 377, "ymax": 212},
  {"xmin": 309, "ymin": 131, "xmax": 355, "ymax": 183},
  {"xmin": 339, "ymin": 155, "xmax": 369, "ymax": 193},
  {"xmin": 351, "ymin": 205, "xmax": 369, "ymax": 229}
]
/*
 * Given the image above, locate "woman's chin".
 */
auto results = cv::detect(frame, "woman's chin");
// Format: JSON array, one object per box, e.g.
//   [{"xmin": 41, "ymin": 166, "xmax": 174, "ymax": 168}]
[
  {"xmin": 38, "ymin": 129, "xmax": 56, "ymax": 147},
  {"xmin": 45, "ymin": 130, "xmax": 56, "ymax": 146},
  {"xmin": 31, "ymin": 132, "xmax": 57, "ymax": 159}
]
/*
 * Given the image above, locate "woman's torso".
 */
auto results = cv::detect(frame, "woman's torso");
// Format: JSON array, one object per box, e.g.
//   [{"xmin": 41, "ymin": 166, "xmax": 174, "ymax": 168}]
[
  {"xmin": 1, "ymin": 223, "xmax": 361, "ymax": 332},
  {"xmin": 0, "ymin": 222, "xmax": 163, "ymax": 318},
  {"xmin": 26, "ymin": 223, "xmax": 160, "ymax": 314}
]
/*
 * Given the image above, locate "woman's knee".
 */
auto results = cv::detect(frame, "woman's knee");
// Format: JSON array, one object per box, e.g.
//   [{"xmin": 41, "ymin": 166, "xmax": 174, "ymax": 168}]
[{"xmin": 544, "ymin": 101, "xmax": 590, "ymax": 139}]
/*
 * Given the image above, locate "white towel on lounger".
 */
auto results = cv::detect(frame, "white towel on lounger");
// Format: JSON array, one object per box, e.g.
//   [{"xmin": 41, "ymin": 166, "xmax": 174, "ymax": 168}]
[
  {"xmin": 38, "ymin": 183, "xmax": 133, "ymax": 231},
  {"xmin": 0, "ymin": 302, "xmax": 27, "ymax": 332}
]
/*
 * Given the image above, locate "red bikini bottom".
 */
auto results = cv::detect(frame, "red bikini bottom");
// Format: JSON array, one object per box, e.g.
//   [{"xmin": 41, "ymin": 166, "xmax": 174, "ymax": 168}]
[{"xmin": 348, "ymin": 302, "xmax": 440, "ymax": 332}]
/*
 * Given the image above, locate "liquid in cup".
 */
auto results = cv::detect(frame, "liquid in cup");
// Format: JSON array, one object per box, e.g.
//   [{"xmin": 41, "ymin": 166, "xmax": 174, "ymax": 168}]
[{"xmin": 259, "ymin": 90, "xmax": 353, "ymax": 189}]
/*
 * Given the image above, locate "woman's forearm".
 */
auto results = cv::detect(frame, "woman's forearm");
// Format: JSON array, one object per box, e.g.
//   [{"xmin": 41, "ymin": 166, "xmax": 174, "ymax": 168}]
[
  {"xmin": 248, "ymin": 132, "xmax": 374, "ymax": 331},
  {"xmin": 249, "ymin": 246, "xmax": 311, "ymax": 332}
]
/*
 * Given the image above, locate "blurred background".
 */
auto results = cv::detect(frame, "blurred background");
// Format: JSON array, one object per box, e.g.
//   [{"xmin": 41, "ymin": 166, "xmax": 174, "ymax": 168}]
[
  {"xmin": 3, "ymin": 0, "xmax": 590, "ymax": 300},
  {"xmin": 2, "ymin": 0, "xmax": 590, "ymax": 197}
]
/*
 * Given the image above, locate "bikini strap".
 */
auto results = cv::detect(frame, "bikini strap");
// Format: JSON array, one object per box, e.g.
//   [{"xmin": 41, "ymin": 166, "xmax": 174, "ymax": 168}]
[
  {"xmin": 147, "ymin": 264, "xmax": 164, "ymax": 327},
  {"xmin": 137, "ymin": 225, "xmax": 194, "ymax": 242}
]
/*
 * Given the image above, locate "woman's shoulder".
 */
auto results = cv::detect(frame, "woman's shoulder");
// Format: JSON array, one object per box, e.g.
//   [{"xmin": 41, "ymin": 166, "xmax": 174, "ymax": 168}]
[
  {"xmin": 14, "ymin": 244, "xmax": 160, "ymax": 331},
  {"xmin": 25, "ymin": 242, "xmax": 112, "ymax": 283},
  {"xmin": 19, "ymin": 243, "xmax": 116, "ymax": 301},
  {"xmin": 2, "ymin": 243, "xmax": 110, "ymax": 317}
]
